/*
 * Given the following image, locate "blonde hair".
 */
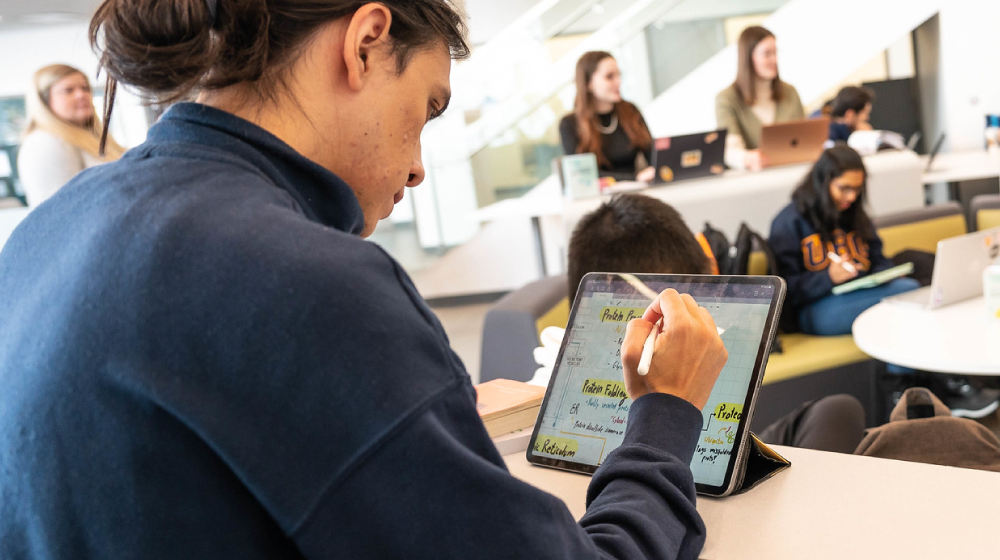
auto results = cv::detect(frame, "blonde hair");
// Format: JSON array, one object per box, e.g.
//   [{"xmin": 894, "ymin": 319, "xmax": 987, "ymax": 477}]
[{"xmin": 24, "ymin": 64, "xmax": 124, "ymax": 160}]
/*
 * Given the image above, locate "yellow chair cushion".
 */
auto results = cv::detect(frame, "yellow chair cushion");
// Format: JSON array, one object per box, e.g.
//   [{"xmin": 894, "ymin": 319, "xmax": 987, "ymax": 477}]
[
  {"xmin": 763, "ymin": 333, "xmax": 869, "ymax": 385},
  {"xmin": 978, "ymin": 209, "xmax": 1000, "ymax": 231},
  {"xmin": 535, "ymin": 297, "xmax": 570, "ymax": 336},
  {"xmin": 877, "ymin": 215, "xmax": 966, "ymax": 256},
  {"xmin": 747, "ymin": 251, "xmax": 768, "ymax": 276}
]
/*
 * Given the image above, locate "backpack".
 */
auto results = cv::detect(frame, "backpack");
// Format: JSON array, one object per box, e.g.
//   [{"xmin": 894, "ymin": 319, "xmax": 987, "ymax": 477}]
[
  {"xmin": 701, "ymin": 222, "xmax": 786, "ymax": 352},
  {"xmin": 731, "ymin": 222, "xmax": 779, "ymax": 276},
  {"xmin": 701, "ymin": 222, "xmax": 778, "ymax": 276},
  {"xmin": 701, "ymin": 222, "xmax": 735, "ymax": 274}
]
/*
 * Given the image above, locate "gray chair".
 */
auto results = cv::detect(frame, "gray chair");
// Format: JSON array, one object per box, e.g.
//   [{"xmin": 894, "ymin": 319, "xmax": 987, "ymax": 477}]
[
  {"xmin": 969, "ymin": 194, "xmax": 1000, "ymax": 231},
  {"xmin": 480, "ymin": 275, "xmax": 569, "ymax": 383},
  {"xmin": 873, "ymin": 202, "xmax": 967, "ymax": 256}
]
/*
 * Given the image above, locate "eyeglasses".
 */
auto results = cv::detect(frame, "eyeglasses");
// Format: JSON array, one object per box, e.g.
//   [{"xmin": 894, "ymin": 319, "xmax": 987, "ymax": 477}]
[{"xmin": 834, "ymin": 184, "xmax": 864, "ymax": 197}]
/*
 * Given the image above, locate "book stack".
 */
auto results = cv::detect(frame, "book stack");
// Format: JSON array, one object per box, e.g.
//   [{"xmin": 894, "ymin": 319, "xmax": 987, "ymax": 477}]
[{"xmin": 474, "ymin": 379, "xmax": 545, "ymax": 439}]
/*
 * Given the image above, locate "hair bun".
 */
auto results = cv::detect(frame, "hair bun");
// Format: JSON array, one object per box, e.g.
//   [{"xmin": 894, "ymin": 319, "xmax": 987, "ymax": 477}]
[{"xmin": 89, "ymin": 0, "xmax": 269, "ymax": 103}]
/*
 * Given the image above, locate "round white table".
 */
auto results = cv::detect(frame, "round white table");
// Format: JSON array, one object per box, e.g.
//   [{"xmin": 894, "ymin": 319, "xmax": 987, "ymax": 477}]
[{"xmin": 852, "ymin": 296, "xmax": 1000, "ymax": 375}]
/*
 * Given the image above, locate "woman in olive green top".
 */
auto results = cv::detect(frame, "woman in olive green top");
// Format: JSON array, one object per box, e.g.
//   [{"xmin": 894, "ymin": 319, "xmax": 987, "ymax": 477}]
[{"xmin": 716, "ymin": 26, "xmax": 804, "ymax": 171}]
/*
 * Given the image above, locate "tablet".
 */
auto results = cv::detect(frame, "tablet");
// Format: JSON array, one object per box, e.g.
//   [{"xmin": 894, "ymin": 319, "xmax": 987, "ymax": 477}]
[
  {"xmin": 526, "ymin": 273, "xmax": 786, "ymax": 497},
  {"xmin": 831, "ymin": 262, "xmax": 914, "ymax": 295}
]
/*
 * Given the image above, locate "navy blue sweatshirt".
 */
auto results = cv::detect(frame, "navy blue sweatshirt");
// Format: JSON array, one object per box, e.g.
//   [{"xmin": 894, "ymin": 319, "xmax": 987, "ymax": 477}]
[
  {"xmin": 828, "ymin": 122, "xmax": 852, "ymax": 142},
  {"xmin": 0, "ymin": 103, "xmax": 706, "ymax": 559},
  {"xmin": 769, "ymin": 202, "xmax": 893, "ymax": 310}
]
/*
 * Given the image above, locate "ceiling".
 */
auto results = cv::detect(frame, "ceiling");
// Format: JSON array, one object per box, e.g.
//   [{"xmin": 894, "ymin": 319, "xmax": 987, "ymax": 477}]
[{"xmin": 0, "ymin": 0, "xmax": 102, "ymax": 31}]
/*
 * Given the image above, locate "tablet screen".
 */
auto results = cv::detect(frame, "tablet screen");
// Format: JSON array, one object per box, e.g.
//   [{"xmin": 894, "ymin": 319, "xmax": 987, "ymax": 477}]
[{"xmin": 526, "ymin": 273, "xmax": 785, "ymax": 495}]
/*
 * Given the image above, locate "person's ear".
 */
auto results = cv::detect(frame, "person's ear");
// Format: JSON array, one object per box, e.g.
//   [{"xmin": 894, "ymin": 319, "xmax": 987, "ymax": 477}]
[{"xmin": 343, "ymin": 3, "xmax": 393, "ymax": 91}]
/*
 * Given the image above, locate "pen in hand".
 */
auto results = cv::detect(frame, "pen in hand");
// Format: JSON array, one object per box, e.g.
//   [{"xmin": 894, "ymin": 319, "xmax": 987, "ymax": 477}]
[
  {"xmin": 637, "ymin": 320, "xmax": 726, "ymax": 376},
  {"xmin": 827, "ymin": 251, "xmax": 857, "ymax": 274}
]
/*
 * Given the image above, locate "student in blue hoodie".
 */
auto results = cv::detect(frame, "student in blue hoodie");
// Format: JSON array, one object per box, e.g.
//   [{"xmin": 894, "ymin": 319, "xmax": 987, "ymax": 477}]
[
  {"xmin": 769, "ymin": 144, "xmax": 919, "ymax": 335},
  {"xmin": 770, "ymin": 145, "xmax": 1000, "ymax": 417},
  {"xmin": 0, "ymin": 1, "xmax": 728, "ymax": 559}
]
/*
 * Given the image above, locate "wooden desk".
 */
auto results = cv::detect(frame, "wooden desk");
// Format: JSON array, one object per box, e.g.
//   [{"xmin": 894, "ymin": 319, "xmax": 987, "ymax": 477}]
[
  {"xmin": 853, "ymin": 297, "xmax": 1000, "ymax": 375},
  {"xmin": 505, "ymin": 446, "xmax": 1000, "ymax": 559}
]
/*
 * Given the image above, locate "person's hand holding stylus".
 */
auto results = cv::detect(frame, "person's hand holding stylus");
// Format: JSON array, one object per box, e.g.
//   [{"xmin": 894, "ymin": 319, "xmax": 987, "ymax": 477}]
[
  {"xmin": 620, "ymin": 289, "xmax": 728, "ymax": 410},
  {"xmin": 827, "ymin": 251, "xmax": 859, "ymax": 285}
]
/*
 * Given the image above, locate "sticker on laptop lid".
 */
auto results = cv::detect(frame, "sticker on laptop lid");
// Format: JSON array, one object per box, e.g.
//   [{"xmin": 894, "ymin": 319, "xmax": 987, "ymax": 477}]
[{"xmin": 681, "ymin": 150, "xmax": 702, "ymax": 168}]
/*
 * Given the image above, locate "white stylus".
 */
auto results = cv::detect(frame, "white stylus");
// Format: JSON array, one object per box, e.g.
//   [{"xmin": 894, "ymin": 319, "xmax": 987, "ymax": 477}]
[
  {"xmin": 827, "ymin": 251, "xmax": 857, "ymax": 274},
  {"xmin": 618, "ymin": 274, "xmax": 725, "ymax": 376},
  {"xmin": 636, "ymin": 320, "xmax": 661, "ymax": 376},
  {"xmin": 637, "ymin": 322, "xmax": 726, "ymax": 376}
]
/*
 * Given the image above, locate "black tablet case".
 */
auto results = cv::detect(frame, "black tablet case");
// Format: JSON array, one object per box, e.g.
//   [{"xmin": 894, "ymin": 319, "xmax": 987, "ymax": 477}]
[{"xmin": 729, "ymin": 432, "xmax": 791, "ymax": 495}]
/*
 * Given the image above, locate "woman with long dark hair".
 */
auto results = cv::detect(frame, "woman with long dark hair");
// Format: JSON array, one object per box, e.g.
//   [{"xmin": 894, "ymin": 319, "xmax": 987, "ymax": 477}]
[
  {"xmin": 772, "ymin": 146, "xmax": 1000, "ymax": 417},
  {"xmin": 769, "ymin": 144, "xmax": 919, "ymax": 335},
  {"xmin": 716, "ymin": 26, "xmax": 804, "ymax": 171},
  {"xmin": 559, "ymin": 51, "xmax": 654, "ymax": 182}
]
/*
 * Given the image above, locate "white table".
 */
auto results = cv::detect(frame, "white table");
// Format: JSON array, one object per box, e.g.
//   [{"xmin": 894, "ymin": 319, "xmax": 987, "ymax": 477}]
[
  {"xmin": 920, "ymin": 150, "xmax": 1000, "ymax": 185},
  {"xmin": 476, "ymin": 150, "xmax": 925, "ymax": 277},
  {"xmin": 505, "ymin": 445, "xmax": 1000, "ymax": 559},
  {"xmin": 852, "ymin": 296, "xmax": 1000, "ymax": 375}
]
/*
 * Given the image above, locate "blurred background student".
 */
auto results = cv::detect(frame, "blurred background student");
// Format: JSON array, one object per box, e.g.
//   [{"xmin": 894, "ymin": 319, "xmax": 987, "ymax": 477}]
[
  {"xmin": 559, "ymin": 51, "xmax": 655, "ymax": 183},
  {"xmin": 769, "ymin": 144, "xmax": 917, "ymax": 336},
  {"xmin": 17, "ymin": 64, "xmax": 124, "ymax": 206},
  {"xmin": 716, "ymin": 26, "xmax": 804, "ymax": 171},
  {"xmin": 769, "ymin": 144, "xmax": 1000, "ymax": 417},
  {"xmin": 828, "ymin": 86, "xmax": 874, "ymax": 143}
]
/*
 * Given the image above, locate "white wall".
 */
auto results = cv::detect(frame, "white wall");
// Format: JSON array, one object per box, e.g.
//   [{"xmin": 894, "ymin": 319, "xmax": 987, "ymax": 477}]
[
  {"xmin": 0, "ymin": 23, "xmax": 149, "ymax": 148},
  {"xmin": 642, "ymin": 0, "xmax": 942, "ymax": 137},
  {"xmin": 0, "ymin": 24, "xmax": 97, "ymax": 99},
  {"xmin": 464, "ymin": 0, "xmax": 540, "ymax": 45},
  {"xmin": 931, "ymin": 1, "xmax": 1000, "ymax": 152}
]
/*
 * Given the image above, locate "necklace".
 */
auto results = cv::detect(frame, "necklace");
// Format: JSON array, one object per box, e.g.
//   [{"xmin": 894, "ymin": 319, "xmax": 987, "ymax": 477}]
[{"xmin": 596, "ymin": 113, "xmax": 618, "ymax": 134}]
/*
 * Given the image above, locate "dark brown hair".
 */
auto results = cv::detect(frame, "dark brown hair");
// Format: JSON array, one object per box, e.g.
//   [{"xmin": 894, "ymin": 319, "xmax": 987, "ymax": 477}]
[
  {"xmin": 572, "ymin": 51, "xmax": 652, "ymax": 168},
  {"xmin": 792, "ymin": 144, "xmax": 873, "ymax": 245},
  {"xmin": 89, "ymin": 0, "xmax": 470, "ymax": 151},
  {"xmin": 831, "ymin": 86, "xmax": 874, "ymax": 118},
  {"xmin": 567, "ymin": 194, "xmax": 711, "ymax": 301},
  {"xmin": 732, "ymin": 26, "xmax": 782, "ymax": 106}
]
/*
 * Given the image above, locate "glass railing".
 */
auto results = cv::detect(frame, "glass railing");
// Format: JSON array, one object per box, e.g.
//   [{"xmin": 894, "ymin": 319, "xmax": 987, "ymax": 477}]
[
  {"xmin": 374, "ymin": 0, "xmax": 793, "ymax": 266},
  {"xmin": 461, "ymin": 0, "xmax": 791, "ymax": 210}
]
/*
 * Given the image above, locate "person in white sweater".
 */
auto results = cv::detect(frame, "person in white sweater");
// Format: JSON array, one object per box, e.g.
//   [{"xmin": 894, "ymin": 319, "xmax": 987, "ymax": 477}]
[{"xmin": 17, "ymin": 64, "xmax": 124, "ymax": 206}]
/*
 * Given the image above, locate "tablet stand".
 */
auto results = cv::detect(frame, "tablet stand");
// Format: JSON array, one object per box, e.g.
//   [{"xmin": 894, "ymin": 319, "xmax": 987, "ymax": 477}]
[{"xmin": 732, "ymin": 432, "xmax": 791, "ymax": 495}]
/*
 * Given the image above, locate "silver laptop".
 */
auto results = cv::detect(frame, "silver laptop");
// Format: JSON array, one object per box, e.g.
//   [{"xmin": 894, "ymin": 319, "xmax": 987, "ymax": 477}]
[{"xmin": 884, "ymin": 227, "xmax": 1000, "ymax": 308}]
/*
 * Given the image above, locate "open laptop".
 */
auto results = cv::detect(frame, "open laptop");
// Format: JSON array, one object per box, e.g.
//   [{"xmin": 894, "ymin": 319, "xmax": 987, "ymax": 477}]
[
  {"xmin": 883, "ymin": 226, "xmax": 1000, "ymax": 309},
  {"xmin": 759, "ymin": 117, "xmax": 829, "ymax": 167},
  {"xmin": 650, "ymin": 129, "xmax": 727, "ymax": 184}
]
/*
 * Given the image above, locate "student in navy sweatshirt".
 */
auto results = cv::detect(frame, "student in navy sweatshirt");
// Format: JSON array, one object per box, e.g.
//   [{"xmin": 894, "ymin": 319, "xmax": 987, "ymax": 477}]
[
  {"xmin": 0, "ymin": 2, "xmax": 728, "ymax": 559},
  {"xmin": 769, "ymin": 144, "xmax": 919, "ymax": 335}
]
